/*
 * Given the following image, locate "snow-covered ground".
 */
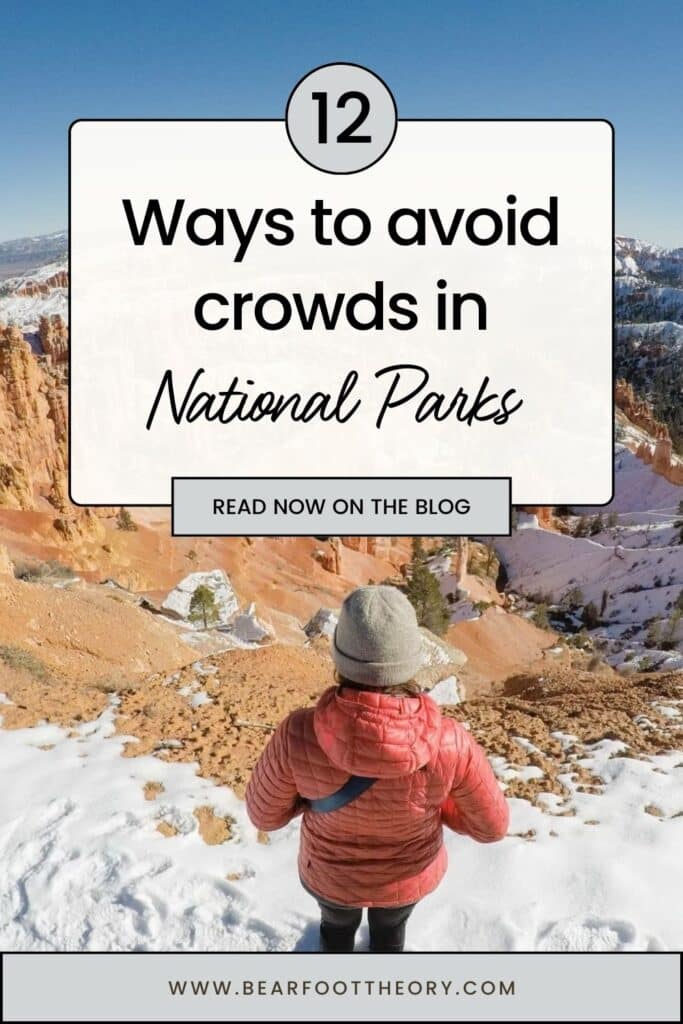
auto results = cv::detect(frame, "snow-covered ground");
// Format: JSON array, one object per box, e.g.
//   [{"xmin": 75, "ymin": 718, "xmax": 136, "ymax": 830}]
[
  {"xmin": 0, "ymin": 258, "xmax": 68, "ymax": 333},
  {"xmin": 617, "ymin": 321, "xmax": 683, "ymax": 351},
  {"xmin": 615, "ymin": 236, "xmax": 683, "ymax": 282},
  {"xmin": 427, "ymin": 550, "xmax": 493, "ymax": 626},
  {"xmin": 1, "ymin": 700, "xmax": 681, "ymax": 952},
  {"xmin": 495, "ymin": 443, "xmax": 683, "ymax": 670}
]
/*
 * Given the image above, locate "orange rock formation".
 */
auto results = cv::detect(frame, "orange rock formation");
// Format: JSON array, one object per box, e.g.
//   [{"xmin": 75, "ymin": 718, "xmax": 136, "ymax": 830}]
[
  {"xmin": 0, "ymin": 323, "xmax": 67, "ymax": 510},
  {"xmin": 16, "ymin": 269, "xmax": 69, "ymax": 297},
  {"xmin": 617, "ymin": 380, "xmax": 683, "ymax": 485},
  {"xmin": 341, "ymin": 537, "xmax": 392, "ymax": 558},
  {"xmin": 635, "ymin": 435, "xmax": 683, "ymax": 485},
  {"xmin": 39, "ymin": 314, "xmax": 69, "ymax": 365}
]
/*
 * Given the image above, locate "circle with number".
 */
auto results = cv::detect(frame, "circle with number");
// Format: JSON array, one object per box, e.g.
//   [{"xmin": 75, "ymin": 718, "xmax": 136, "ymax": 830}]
[{"xmin": 285, "ymin": 63, "xmax": 398, "ymax": 174}]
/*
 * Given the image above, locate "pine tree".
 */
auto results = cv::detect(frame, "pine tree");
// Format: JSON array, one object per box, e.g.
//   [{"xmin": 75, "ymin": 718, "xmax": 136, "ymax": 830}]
[
  {"xmin": 581, "ymin": 601, "xmax": 600, "ymax": 629},
  {"xmin": 403, "ymin": 538, "xmax": 450, "ymax": 636},
  {"xmin": 116, "ymin": 507, "xmax": 137, "ymax": 532},
  {"xmin": 531, "ymin": 603, "xmax": 550, "ymax": 628},
  {"xmin": 662, "ymin": 609, "xmax": 681, "ymax": 650},
  {"xmin": 645, "ymin": 618, "xmax": 661, "ymax": 650},
  {"xmin": 574, "ymin": 516, "xmax": 589, "ymax": 538},
  {"xmin": 561, "ymin": 586, "xmax": 584, "ymax": 610},
  {"xmin": 189, "ymin": 584, "xmax": 219, "ymax": 630},
  {"xmin": 589, "ymin": 513, "xmax": 604, "ymax": 536},
  {"xmin": 485, "ymin": 540, "xmax": 495, "ymax": 574}
]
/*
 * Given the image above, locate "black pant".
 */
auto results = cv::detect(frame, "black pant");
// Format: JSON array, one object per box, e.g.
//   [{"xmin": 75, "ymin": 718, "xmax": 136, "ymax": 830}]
[{"xmin": 315, "ymin": 894, "xmax": 416, "ymax": 953}]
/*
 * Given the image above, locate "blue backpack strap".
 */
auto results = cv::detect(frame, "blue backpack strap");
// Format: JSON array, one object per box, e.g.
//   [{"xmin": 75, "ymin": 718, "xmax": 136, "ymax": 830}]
[{"xmin": 305, "ymin": 775, "xmax": 377, "ymax": 813}]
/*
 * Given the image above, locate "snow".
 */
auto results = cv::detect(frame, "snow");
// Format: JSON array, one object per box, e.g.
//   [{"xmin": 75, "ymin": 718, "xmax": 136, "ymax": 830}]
[
  {"xmin": 1, "ymin": 705, "xmax": 680, "ymax": 951},
  {"xmin": 616, "ymin": 277, "xmax": 683, "ymax": 311},
  {"xmin": 419, "ymin": 629, "xmax": 466, "ymax": 670},
  {"xmin": 160, "ymin": 570, "xmax": 239, "ymax": 627},
  {"xmin": 615, "ymin": 236, "xmax": 683, "ymax": 285},
  {"xmin": 615, "ymin": 253, "xmax": 641, "ymax": 277},
  {"xmin": 495, "ymin": 443, "xmax": 683, "ymax": 668},
  {"xmin": 617, "ymin": 321, "xmax": 683, "ymax": 350},
  {"xmin": 496, "ymin": 529, "xmax": 681, "ymax": 618},
  {"xmin": 0, "ymin": 289, "xmax": 67, "ymax": 335},
  {"xmin": 427, "ymin": 676, "xmax": 461, "ymax": 706},
  {"xmin": 304, "ymin": 608, "xmax": 338, "ymax": 639},
  {"xmin": 599, "ymin": 445, "xmax": 682, "ymax": 514},
  {"xmin": 517, "ymin": 510, "xmax": 540, "ymax": 529},
  {"xmin": 0, "ymin": 259, "xmax": 68, "ymax": 333},
  {"xmin": 190, "ymin": 691, "xmax": 213, "ymax": 708},
  {"xmin": 193, "ymin": 662, "xmax": 218, "ymax": 676},
  {"xmin": 426, "ymin": 552, "xmax": 451, "ymax": 576},
  {"xmin": 0, "ymin": 232, "xmax": 67, "ymax": 282},
  {"xmin": 653, "ymin": 703, "xmax": 681, "ymax": 719},
  {"xmin": 219, "ymin": 603, "xmax": 272, "ymax": 645}
]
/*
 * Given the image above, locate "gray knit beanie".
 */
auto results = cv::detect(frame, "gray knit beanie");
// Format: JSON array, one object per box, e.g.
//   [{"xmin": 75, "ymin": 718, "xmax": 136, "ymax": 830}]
[{"xmin": 332, "ymin": 585, "xmax": 424, "ymax": 687}]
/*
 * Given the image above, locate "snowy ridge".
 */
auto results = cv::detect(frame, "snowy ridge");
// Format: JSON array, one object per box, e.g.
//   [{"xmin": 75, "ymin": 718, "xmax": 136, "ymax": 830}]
[
  {"xmin": 615, "ymin": 236, "xmax": 683, "ymax": 426},
  {"xmin": 616, "ymin": 321, "xmax": 683, "ymax": 350},
  {"xmin": 615, "ymin": 236, "xmax": 683, "ymax": 284},
  {"xmin": 0, "ymin": 257, "xmax": 68, "ymax": 333},
  {"xmin": 495, "ymin": 444, "xmax": 683, "ymax": 670},
  {"xmin": 0, "ymin": 231, "xmax": 67, "ymax": 281}
]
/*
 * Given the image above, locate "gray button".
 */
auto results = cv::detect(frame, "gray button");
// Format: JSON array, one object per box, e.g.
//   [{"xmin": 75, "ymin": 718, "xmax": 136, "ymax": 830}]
[
  {"xmin": 286, "ymin": 63, "xmax": 397, "ymax": 174},
  {"xmin": 172, "ymin": 477, "xmax": 510, "ymax": 536}
]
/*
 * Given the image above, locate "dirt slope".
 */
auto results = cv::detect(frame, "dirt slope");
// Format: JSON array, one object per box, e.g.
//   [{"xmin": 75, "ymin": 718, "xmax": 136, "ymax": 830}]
[
  {"xmin": 0, "ymin": 507, "xmax": 410, "ymax": 629},
  {"xmin": 449, "ymin": 606, "xmax": 558, "ymax": 697},
  {"xmin": 0, "ymin": 576, "xmax": 196, "ymax": 728},
  {"xmin": 4, "ymin": 600, "xmax": 680, "ymax": 820},
  {"xmin": 445, "ymin": 666, "xmax": 683, "ymax": 808}
]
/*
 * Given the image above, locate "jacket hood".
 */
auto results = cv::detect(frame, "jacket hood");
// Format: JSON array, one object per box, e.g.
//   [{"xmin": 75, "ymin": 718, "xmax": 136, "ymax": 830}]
[{"xmin": 313, "ymin": 685, "xmax": 443, "ymax": 778}]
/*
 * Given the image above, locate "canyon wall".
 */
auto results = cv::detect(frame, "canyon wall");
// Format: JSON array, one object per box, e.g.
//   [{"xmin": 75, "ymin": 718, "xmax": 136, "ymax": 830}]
[
  {"xmin": 0, "ymin": 323, "xmax": 66, "ymax": 510},
  {"xmin": 616, "ymin": 379, "xmax": 683, "ymax": 486},
  {"xmin": 635, "ymin": 435, "xmax": 683, "ymax": 486},
  {"xmin": 39, "ymin": 314, "xmax": 69, "ymax": 365}
]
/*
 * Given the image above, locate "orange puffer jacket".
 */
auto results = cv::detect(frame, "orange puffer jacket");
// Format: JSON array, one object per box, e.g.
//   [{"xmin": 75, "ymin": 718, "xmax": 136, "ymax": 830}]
[{"xmin": 245, "ymin": 685, "xmax": 509, "ymax": 907}]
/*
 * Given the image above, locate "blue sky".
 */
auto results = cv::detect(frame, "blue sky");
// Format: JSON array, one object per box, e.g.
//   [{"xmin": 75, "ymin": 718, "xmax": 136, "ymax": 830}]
[{"xmin": 1, "ymin": 0, "xmax": 681, "ymax": 245}]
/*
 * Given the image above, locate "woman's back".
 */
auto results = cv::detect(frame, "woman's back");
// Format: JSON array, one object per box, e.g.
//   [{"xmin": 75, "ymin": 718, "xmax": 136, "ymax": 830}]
[
  {"xmin": 246, "ymin": 683, "xmax": 508, "ymax": 907},
  {"xmin": 246, "ymin": 584, "xmax": 508, "ymax": 950}
]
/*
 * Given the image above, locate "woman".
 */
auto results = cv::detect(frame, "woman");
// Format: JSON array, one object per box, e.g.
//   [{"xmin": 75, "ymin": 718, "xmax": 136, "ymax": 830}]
[{"xmin": 245, "ymin": 584, "xmax": 509, "ymax": 952}]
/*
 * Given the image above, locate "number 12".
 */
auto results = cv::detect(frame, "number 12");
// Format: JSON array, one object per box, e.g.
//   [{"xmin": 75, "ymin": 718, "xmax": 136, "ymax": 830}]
[{"xmin": 312, "ymin": 91, "xmax": 372, "ymax": 144}]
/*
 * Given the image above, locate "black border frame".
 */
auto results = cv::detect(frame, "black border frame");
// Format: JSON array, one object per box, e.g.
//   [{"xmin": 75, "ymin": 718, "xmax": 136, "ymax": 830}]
[{"xmin": 67, "ymin": 116, "xmax": 616, "ymax": 513}]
